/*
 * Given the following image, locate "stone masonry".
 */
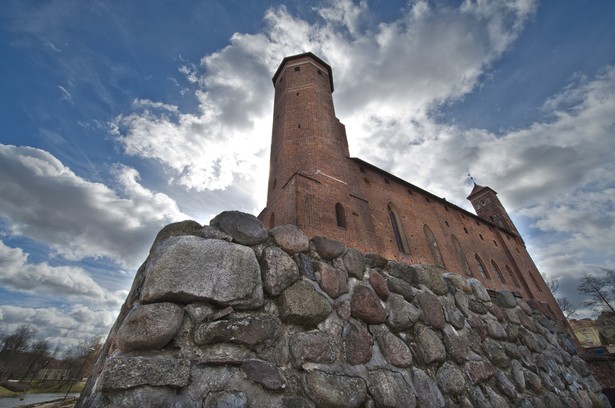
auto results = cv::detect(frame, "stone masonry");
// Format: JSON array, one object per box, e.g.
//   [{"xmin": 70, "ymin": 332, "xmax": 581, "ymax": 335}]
[{"xmin": 77, "ymin": 211, "xmax": 610, "ymax": 408}]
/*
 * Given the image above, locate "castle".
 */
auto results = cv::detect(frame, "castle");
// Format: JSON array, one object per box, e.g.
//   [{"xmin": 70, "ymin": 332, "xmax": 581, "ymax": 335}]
[
  {"xmin": 258, "ymin": 52, "xmax": 562, "ymax": 321},
  {"xmin": 77, "ymin": 52, "xmax": 614, "ymax": 408}
]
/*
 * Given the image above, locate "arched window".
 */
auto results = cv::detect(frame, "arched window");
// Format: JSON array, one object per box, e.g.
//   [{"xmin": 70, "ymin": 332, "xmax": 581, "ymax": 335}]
[
  {"xmin": 269, "ymin": 213, "xmax": 275, "ymax": 229},
  {"xmin": 529, "ymin": 271, "xmax": 543, "ymax": 292},
  {"xmin": 506, "ymin": 265, "xmax": 519, "ymax": 287},
  {"xmin": 388, "ymin": 203, "xmax": 409, "ymax": 254},
  {"xmin": 424, "ymin": 224, "xmax": 445, "ymax": 268},
  {"xmin": 335, "ymin": 203, "xmax": 346, "ymax": 229},
  {"xmin": 451, "ymin": 235, "xmax": 472, "ymax": 276},
  {"xmin": 491, "ymin": 260, "xmax": 506, "ymax": 284},
  {"xmin": 475, "ymin": 255, "xmax": 489, "ymax": 279}
]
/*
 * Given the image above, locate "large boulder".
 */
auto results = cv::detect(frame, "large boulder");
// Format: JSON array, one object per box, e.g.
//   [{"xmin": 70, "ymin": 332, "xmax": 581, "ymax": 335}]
[
  {"xmin": 210, "ymin": 211, "xmax": 269, "ymax": 245},
  {"xmin": 116, "ymin": 302, "xmax": 184, "ymax": 352},
  {"xmin": 278, "ymin": 280, "xmax": 332, "ymax": 327},
  {"xmin": 261, "ymin": 246, "xmax": 300, "ymax": 296},
  {"xmin": 141, "ymin": 236, "xmax": 263, "ymax": 309},
  {"xmin": 270, "ymin": 224, "xmax": 309, "ymax": 254},
  {"xmin": 304, "ymin": 370, "xmax": 367, "ymax": 408}
]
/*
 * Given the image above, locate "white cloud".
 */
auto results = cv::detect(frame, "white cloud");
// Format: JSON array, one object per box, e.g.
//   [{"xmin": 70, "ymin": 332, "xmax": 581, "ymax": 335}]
[
  {"xmin": 111, "ymin": 0, "xmax": 536, "ymax": 203},
  {"xmin": 0, "ymin": 304, "xmax": 118, "ymax": 352},
  {"xmin": 0, "ymin": 241, "xmax": 107, "ymax": 301},
  {"xmin": 0, "ymin": 145, "xmax": 188, "ymax": 267},
  {"xmin": 107, "ymin": 0, "xmax": 612, "ymax": 317}
]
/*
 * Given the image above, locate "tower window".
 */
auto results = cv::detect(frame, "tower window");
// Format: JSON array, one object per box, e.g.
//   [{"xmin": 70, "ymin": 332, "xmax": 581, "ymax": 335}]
[
  {"xmin": 493, "ymin": 240, "xmax": 498, "ymax": 247},
  {"xmin": 388, "ymin": 203, "xmax": 409, "ymax": 254},
  {"xmin": 452, "ymin": 235, "xmax": 472, "ymax": 276},
  {"xmin": 529, "ymin": 271, "xmax": 543, "ymax": 292},
  {"xmin": 445, "ymin": 221, "xmax": 449, "ymax": 227},
  {"xmin": 317, "ymin": 69, "xmax": 322, "ymax": 75},
  {"xmin": 491, "ymin": 260, "xmax": 505, "ymax": 284},
  {"xmin": 463, "ymin": 227, "xmax": 469, "ymax": 234},
  {"xmin": 506, "ymin": 266, "xmax": 519, "ymax": 287},
  {"xmin": 479, "ymin": 234, "xmax": 484, "ymax": 241},
  {"xmin": 294, "ymin": 66, "xmax": 300, "ymax": 72},
  {"xmin": 475, "ymin": 255, "xmax": 489, "ymax": 279},
  {"xmin": 424, "ymin": 224, "xmax": 445, "ymax": 268},
  {"xmin": 335, "ymin": 203, "xmax": 346, "ymax": 229}
]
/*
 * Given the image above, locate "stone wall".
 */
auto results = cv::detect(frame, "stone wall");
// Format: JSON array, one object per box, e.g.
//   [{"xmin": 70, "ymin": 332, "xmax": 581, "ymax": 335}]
[{"xmin": 77, "ymin": 211, "xmax": 610, "ymax": 408}]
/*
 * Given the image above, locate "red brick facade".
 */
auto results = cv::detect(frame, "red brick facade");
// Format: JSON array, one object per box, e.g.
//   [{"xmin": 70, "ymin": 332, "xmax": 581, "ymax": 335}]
[{"xmin": 258, "ymin": 52, "xmax": 562, "ymax": 320}]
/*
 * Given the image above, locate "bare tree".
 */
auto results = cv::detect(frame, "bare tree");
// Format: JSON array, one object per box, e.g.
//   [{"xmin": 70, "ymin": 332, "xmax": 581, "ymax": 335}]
[
  {"xmin": 0, "ymin": 325, "xmax": 51, "ymax": 382},
  {"xmin": 547, "ymin": 279, "xmax": 577, "ymax": 318},
  {"xmin": 556, "ymin": 297, "xmax": 577, "ymax": 319},
  {"xmin": 577, "ymin": 272, "xmax": 615, "ymax": 315},
  {"xmin": 0, "ymin": 324, "xmax": 36, "ymax": 354}
]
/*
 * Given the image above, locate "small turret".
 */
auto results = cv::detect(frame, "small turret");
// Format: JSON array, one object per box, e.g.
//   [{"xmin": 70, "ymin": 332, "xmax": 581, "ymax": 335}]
[{"xmin": 467, "ymin": 183, "xmax": 520, "ymax": 236}]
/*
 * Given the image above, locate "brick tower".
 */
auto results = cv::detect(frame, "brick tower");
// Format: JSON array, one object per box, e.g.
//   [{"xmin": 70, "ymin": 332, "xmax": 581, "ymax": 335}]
[
  {"xmin": 259, "ymin": 53, "xmax": 378, "ymax": 251},
  {"xmin": 467, "ymin": 183, "xmax": 521, "ymax": 237}
]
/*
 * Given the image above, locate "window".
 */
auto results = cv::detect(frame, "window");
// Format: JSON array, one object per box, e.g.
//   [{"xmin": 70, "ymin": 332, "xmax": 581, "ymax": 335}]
[
  {"xmin": 479, "ymin": 234, "xmax": 484, "ymax": 241},
  {"xmin": 407, "ymin": 189, "xmax": 413, "ymax": 195},
  {"xmin": 384, "ymin": 178, "xmax": 390, "ymax": 185},
  {"xmin": 506, "ymin": 266, "xmax": 519, "ymax": 287},
  {"xmin": 424, "ymin": 224, "xmax": 445, "ymax": 268},
  {"xmin": 269, "ymin": 213, "xmax": 275, "ymax": 229},
  {"xmin": 317, "ymin": 69, "xmax": 322, "ymax": 75},
  {"xmin": 464, "ymin": 227, "xmax": 469, "ymax": 234},
  {"xmin": 272, "ymin": 179, "xmax": 277, "ymax": 189},
  {"xmin": 491, "ymin": 260, "xmax": 506, "ymax": 284},
  {"xmin": 294, "ymin": 66, "xmax": 300, "ymax": 71},
  {"xmin": 425, "ymin": 197, "xmax": 431, "ymax": 203},
  {"xmin": 493, "ymin": 240, "xmax": 498, "ymax": 247},
  {"xmin": 445, "ymin": 220, "xmax": 450, "ymax": 227},
  {"xmin": 529, "ymin": 271, "xmax": 543, "ymax": 292},
  {"xmin": 452, "ymin": 235, "xmax": 472, "ymax": 276},
  {"xmin": 475, "ymin": 255, "xmax": 489, "ymax": 279},
  {"xmin": 335, "ymin": 203, "xmax": 346, "ymax": 229},
  {"xmin": 359, "ymin": 166, "xmax": 366, "ymax": 173},
  {"xmin": 388, "ymin": 203, "xmax": 409, "ymax": 253}
]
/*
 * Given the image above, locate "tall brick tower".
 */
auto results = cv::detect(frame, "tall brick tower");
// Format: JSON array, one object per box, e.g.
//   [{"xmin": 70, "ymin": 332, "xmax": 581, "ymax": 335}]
[
  {"xmin": 259, "ymin": 53, "xmax": 378, "ymax": 251},
  {"xmin": 467, "ymin": 183, "xmax": 521, "ymax": 237}
]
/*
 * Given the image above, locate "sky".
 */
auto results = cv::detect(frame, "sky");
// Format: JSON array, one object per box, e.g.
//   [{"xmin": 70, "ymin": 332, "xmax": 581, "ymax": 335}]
[{"xmin": 1, "ymin": 0, "xmax": 614, "ymax": 352}]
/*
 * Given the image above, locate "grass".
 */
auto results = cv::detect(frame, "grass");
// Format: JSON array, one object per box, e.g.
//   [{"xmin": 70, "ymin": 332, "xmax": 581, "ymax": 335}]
[
  {"xmin": 0, "ymin": 385, "xmax": 20, "ymax": 397},
  {"xmin": 0, "ymin": 382, "xmax": 85, "ymax": 396}
]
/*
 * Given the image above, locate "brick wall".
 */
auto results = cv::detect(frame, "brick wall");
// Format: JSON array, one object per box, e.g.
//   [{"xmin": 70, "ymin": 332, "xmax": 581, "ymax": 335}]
[{"xmin": 258, "ymin": 52, "xmax": 565, "ymax": 325}]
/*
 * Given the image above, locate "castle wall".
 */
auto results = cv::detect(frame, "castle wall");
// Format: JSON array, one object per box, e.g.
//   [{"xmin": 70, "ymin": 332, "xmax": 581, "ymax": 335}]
[
  {"xmin": 259, "ymin": 53, "xmax": 564, "ymax": 325},
  {"xmin": 77, "ymin": 213, "xmax": 609, "ymax": 408}
]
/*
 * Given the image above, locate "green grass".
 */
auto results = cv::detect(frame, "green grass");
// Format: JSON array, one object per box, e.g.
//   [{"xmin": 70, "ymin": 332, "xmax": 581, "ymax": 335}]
[
  {"xmin": 0, "ymin": 382, "xmax": 85, "ymax": 396},
  {"xmin": 0, "ymin": 385, "xmax": 20, "ymax": 397}
]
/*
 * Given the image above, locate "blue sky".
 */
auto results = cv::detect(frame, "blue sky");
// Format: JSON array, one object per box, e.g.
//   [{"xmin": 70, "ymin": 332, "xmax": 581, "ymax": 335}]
[{"xmin": 1, "ymin": 0, "xmax": 614, "ymax": 352}]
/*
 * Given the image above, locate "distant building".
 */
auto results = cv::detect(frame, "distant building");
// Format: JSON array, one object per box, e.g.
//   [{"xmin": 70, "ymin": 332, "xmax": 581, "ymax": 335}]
[
  {"xmin": 569, "ymin": 319, "xmax": 603, "ymax": 348},
  {"xmin": 597, "ymin": 312, "xmax": 615, "ymax": 345},
  {"xmin": 259, "ymin": 52, "xmax": 563, "ymax": 321}
]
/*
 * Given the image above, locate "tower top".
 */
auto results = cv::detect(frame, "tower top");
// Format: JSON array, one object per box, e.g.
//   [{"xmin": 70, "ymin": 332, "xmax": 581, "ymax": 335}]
[
  {"xmin": 466, "ymin": 183, "xmax": 497, "ymax": 200},
  {"xmin": 272, "ymin": 52, "xmax": 334, "ymax": 92}
]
